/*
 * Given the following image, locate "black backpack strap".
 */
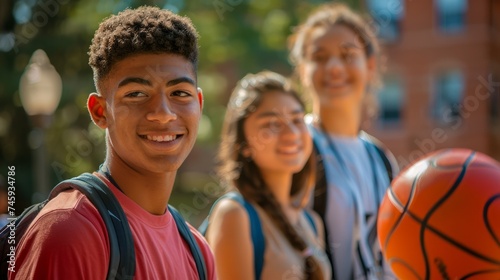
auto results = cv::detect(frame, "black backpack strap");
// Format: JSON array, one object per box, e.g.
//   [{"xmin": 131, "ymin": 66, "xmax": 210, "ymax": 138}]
[
  {"xmin": 0, "ymin": 201, "xmax": 48, "ymax": 280},
  {"xmin": 312, "ymin": 142, "xmax": 328, "ymax": 220},
  {"xmin": 52, "ymin": 173, "xmax": 135, "ymax": 280},
  {"xmin": 168, "ymin": 205, "xmax": 207, "ymax": 280},
  {"xmin": 312, "ymin": 141, "xmax": 334, "ymax": 274},
  {"xmin": 371, "ymin": 142, "xmax": 393, "ymax": 182},
  {"xmin": 359, "ymin": 132, "xmax": 397, "ymax": 182}
]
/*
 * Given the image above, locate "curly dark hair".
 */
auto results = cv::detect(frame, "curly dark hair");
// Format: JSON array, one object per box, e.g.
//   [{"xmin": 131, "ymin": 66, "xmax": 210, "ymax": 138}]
[{"xmin": 88, "ymin": 6, "xmax": 199, "ymax": 87}]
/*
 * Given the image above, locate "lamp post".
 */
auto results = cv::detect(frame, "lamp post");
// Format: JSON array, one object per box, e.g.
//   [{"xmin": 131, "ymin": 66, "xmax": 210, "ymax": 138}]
[{"xmin": 19, "ymin": 49, "xmax": 62, "ymax": 203}]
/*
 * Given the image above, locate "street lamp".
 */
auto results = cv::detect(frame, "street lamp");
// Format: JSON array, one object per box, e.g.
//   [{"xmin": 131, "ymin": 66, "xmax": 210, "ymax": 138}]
[{"xmin": 19, "ymin": 49, "xmax": 62, "ymax": 202}]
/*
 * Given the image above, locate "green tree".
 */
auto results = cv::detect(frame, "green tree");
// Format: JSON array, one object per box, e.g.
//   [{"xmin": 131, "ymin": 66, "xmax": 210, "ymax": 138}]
[{"xmin": 0, "ymin": 0, "xmax": 360, "ymax": 223}]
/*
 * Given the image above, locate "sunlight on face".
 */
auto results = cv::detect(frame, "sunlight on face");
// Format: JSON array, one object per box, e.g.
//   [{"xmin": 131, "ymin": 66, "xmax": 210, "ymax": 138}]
[{"xmin": 243, "ymin": 91, "xmax": 312, "ymax": 176}]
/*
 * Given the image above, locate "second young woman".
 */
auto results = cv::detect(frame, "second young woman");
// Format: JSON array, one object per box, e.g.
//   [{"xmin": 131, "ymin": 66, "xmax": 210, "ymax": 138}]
[
  {"xmin": 203, "ymin": 71, "xmax": 331, "ymax": 280},
  {"xmin": 288, "ymin": 3, "xmax": 399, "ymax": 280}
]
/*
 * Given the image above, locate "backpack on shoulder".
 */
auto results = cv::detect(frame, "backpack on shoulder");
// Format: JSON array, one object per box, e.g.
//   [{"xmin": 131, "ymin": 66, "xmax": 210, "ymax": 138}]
[
  {"xmin": 198, "ymin": 191, "xmax": 317, "ymax": 280},
  {"xmin": 0, "ymin": 173, "xmax": 206, "ymax": 280},
  {"xmin": 312, "ymin": 134, "xmax": 396, "ymax": 280}
]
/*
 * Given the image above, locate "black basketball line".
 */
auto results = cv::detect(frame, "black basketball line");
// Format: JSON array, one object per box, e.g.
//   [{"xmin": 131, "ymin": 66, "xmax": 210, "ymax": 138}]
[
  {"xmin": 404, "ymin": 208, "xmax": 500, "ymax": 265},
  {"xmin": 383, "ymin": 169, "xmax": 420, "ymax": 254},
  {"xmin": 385, "ymin": 156, "xmax": 500, "ymax": 269},
  {"xmin": 388, "ymin": 258, "xmax": 423, "ymax": 280},
  {"xmin": 484, "ymin": 194, "xmax": 500, "ymax": 248},
  {"xmin": 461, "ymin": 268, "xmax": 500, "ymax": 279},
  {"xmin": 420, "ymin": 151, "xmax": 476, "ymax": 280}
]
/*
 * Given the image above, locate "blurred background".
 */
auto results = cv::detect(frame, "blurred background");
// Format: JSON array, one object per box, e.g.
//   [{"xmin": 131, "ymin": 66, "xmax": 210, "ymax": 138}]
[{"xmin": 0, "ymin": 0, "xmax": 499, "ymax": 226}]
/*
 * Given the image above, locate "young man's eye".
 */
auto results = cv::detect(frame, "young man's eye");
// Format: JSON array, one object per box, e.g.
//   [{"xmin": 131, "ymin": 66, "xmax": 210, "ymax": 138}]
[
  {"xmin": 172, "ymin": 90, "xmax": 192, "ymax": 97},
  {"xmin": 125, "ymin": 91, "xmax": 147, "ymax": 98}
]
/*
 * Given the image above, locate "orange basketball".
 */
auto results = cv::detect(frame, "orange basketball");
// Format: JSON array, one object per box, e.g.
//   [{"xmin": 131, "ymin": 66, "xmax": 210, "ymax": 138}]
[{"xmin": 377, "ymin": 149, "xmax": 500, "ymax": 280}]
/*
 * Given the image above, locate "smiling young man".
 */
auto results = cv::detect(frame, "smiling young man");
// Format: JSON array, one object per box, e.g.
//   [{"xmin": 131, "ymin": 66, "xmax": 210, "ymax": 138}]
[{"xmin": 10, "ymin": 6, "xmax": 216, "ymax": 280}]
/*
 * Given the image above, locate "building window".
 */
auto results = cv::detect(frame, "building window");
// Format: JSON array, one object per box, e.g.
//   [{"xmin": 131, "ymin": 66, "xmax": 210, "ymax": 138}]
[
  {"xmin": 378, "ymin": 75, "xmax": 404, "ymax": 125},
  {"xmin": 431, "ymin": 70, "xmax": 464, "ymax": 124},
  {"xmin": 435, "ymin": 0, "xmax": 467, "ymax": 33},
  {"xmin": 367, "ymin": 0, "xmax": 404, "ymax": 41}
]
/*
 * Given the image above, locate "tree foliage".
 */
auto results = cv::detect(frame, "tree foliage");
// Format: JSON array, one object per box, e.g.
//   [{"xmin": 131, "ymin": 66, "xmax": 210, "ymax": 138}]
[{"xmin": 0, "ymin": 0, "xmax": 360, "ymax": 218}]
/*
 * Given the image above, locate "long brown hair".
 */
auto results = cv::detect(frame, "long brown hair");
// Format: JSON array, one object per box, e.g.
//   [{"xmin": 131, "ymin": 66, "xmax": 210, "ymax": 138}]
[{"xmin": 217, "ymin": 71, "xmax": 323, "ymax": 280}]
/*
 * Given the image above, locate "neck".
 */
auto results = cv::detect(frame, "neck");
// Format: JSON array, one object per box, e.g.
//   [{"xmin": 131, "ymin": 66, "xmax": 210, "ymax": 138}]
[
  {"xmin": 315, "ymin": 105, "xmax": 361, "ymax": 137},
  {"xmin": 104, "ymin": 156, "xmax": 176, "ymax": 215},
  {"xmin": 261, "ymin": 171, "xmax": 299, "ymax": 223}
]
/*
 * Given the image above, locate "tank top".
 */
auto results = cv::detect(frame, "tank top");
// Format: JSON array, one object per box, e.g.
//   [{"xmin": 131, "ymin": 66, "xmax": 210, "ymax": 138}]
[{"xmin": 254, "ymin": 205, "xmax": 332, "ymax": 280}]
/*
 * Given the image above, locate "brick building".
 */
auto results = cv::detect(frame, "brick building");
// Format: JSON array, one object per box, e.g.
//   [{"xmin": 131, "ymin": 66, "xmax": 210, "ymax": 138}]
[{"xmin": 364, "ymin": 0, "xmax": 500, "ymax": 168}]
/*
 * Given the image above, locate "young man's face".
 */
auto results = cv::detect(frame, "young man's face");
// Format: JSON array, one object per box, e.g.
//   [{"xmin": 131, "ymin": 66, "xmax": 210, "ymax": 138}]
[{"xmin": 88, "ymin": 53, "xmax": 203, "ymax": 174}]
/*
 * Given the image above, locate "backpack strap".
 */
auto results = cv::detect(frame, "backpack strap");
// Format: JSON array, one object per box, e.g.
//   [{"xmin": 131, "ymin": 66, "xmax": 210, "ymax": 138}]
[
  {"xmin": 311, "ymin": 141, "xmax": 334, "ymax": 272},
  {"xmin": 0, "ymin": 201, "xmax": 48, "ymax": 280},
  {"xmin": 313, "ymin": 131, "xmax": 396, "ymax": 280},
  {"xmin": 359, "ymin": 132, "xmax": 396, "ymax": 182},
  {"xmin": 302, "ymin": 210, "xmax": 317, "ymax": 236},
  {"xmin": 199, "ymin": 192, "xmax": 264, "ymax": 280},
  {"xmin": 225, "ymin": 192, "xmax": 265, "ymax": 280},
  {"xmin": 52, "ymin": 173, "xmax": 135, "ymax": 280},
  {"xmin": 168, "ymin": 205, "xmax": 207, "ymax": 280},
  {"xmin": 370, "ymin": 142, "xmax": 393, "ymax": 182}
]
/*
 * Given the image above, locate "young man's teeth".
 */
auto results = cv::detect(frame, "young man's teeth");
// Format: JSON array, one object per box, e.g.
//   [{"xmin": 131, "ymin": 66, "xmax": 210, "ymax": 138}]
[{"xmin": 146, "ymin": 135, "xmax": 176, "ymax": 142}]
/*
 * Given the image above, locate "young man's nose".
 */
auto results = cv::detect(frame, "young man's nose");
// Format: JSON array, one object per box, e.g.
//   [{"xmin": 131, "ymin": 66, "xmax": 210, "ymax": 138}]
[{"xmin": 146, "ymin": 94, "xmax": 177, "ymax": 123}]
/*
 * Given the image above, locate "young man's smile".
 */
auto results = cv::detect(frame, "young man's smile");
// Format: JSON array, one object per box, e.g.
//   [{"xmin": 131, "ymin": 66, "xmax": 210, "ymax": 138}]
[
  {"xmin": 90, "ymin": 53, "xmax": 203, "ymax": 174},
  {"xmin": 138, "ymin": 129, "xmax": 184, "ymax": 152}
]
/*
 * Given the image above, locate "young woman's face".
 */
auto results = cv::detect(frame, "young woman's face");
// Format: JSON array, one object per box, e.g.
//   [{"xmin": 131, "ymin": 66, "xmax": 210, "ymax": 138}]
[
  {"xmin": 243, "ymin": 92, "xmax": 312, "ymax": 176},
  {"xmin": 299, "ymin": 24, "xmax": 375, "ymax": 112}
]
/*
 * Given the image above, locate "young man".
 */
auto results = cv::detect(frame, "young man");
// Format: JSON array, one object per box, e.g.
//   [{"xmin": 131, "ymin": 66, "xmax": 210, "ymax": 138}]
[{"xmin": 10, "ymin": 6, "xmax": 216, "ymax": 279}]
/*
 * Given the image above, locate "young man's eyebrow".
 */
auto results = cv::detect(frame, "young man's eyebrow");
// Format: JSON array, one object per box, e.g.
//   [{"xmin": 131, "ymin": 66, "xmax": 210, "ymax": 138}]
[
  {"xmin": 118, "ymin": 77, "xmax": 152, "ymax": 88},
  {"xmin": 117, "ymin": 76, "xmax": 196, "ymax": 88},
  {"xmin": 166, "ymin": 77, "xmax": 196, "ymax": 87}
]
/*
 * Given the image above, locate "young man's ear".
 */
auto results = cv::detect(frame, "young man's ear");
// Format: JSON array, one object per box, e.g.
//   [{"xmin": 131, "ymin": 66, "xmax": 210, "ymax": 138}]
[
  {"xmin": 87, "ymin": 93, "xmax": 107, "ymax": 129},
  {"xmin": 197, "ymin": 87, "xmax": 204, "ymax": 111}
]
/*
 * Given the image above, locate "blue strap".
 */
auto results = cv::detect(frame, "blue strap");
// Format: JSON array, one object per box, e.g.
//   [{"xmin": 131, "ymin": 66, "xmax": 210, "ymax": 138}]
[
  {"xmin": 168, "ymin": 206, "xmax": 207, "ymax": 280},
  {"xmin": 224, "ymin": 192, "xmax": 264, "ymax": 280},
  {"xmin": 303, "ymin": 210, "xmax": 317, "ymax": 236}
]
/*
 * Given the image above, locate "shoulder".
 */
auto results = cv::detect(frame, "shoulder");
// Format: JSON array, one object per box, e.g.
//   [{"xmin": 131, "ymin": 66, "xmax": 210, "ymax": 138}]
[
  {"xmin": 206, "ymin": 197, "xmax": 251, "ymax": 236},
  {"xmin": 204, "ymin": 194, "xmax": 255, "ymax": 246},
  {"xmin": 21, "ymin": 189, "xmax": 108, "ymax": 249},
  {"xmin": 12, "ymin": 189, "xmax": 108, "ymax": 279},
  {"xmin": 29, "ymin": 189, "xmax": 106, "ymax": 238},
  {"xmin": 204, "ymin": 195, "xmax": 255, "ymax": 279}
]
